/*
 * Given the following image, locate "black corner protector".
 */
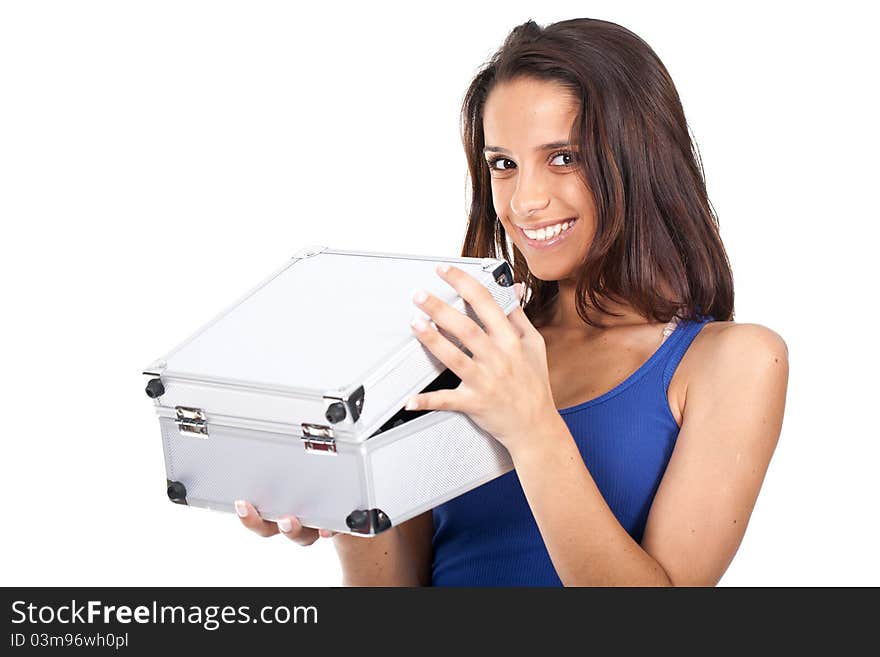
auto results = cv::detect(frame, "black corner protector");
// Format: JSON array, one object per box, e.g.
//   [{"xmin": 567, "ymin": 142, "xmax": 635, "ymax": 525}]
[
  {"xmin": 345, "ymin": 508, "xmax": 392, "ymax": 535},
  {"xmin": 145, "ymin": 378, "xmax": 165, "ymax": 399},
  {"xmin": 348, "ymin": 385, "xmax": 365, "ymax": 423},
  {"xmin": 325, "ymin": 401, "xmax": 346, "ymax": 424},
  {"xmin": 166, "ymin": 480, "xmax": 188, "ymax": 505},
  {"xmin": 492, "ymin": 262, "xmax": 514, "ymax": 287}
]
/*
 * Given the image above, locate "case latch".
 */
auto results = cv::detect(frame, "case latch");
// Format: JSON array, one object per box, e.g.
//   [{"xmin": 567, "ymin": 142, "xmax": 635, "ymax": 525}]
[
  {"xmin": 301, "ymin": 423, "xmax": 336, "ymax": 455},
  {"xmin": 175, "ymin": 406, "xmax": 208, "ymax": 437}
]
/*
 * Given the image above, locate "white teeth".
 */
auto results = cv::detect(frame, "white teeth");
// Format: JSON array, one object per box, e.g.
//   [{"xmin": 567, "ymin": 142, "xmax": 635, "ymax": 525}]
[{"xmin": 523, "ymin": 219, "xmax": 575, "ymax": 241}]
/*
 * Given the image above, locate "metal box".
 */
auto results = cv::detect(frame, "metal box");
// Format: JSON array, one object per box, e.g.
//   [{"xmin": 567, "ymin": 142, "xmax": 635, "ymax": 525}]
[{"xmin": 142, "ymin": 246, "xmax": 517, "ymax": 536}]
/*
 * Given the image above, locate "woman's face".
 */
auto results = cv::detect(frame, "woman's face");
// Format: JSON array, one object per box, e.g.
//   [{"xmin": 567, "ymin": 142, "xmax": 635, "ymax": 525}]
[{"xmin": 483, "ymin": 77, "xmax": 596, "ymax": 282}]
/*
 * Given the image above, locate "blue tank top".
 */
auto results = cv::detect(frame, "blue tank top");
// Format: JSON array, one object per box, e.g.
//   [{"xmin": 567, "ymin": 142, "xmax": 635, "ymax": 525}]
[{"xmin": 430, "ymin": 315, "xmax": 714, "ymax": 586}]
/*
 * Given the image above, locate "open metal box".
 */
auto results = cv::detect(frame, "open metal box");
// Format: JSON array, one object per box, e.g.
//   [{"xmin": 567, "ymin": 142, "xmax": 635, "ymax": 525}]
[{"xmin": 142, "ymin": 246, "xmax": 517, "ymax": 536}]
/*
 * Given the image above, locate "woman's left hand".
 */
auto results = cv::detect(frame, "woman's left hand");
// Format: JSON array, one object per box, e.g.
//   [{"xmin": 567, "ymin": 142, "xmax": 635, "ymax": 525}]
[{"xmin": 405, "ymin": 264, "xmax": 558, "ymax": 457}]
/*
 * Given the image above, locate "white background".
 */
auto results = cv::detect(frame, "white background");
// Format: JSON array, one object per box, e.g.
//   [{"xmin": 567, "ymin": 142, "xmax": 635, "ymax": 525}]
[{"xmin": 1, "ymin": 1, "xmax": 877, "ymax": 586}]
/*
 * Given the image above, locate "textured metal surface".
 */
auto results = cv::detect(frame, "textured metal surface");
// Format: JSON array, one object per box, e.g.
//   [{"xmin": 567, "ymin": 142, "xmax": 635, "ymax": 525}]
[
  {"xmin": 160, "ymin": 251, "xmax": 514, "ymax": 393},
  {"xmin": 357, "ymin": 341, "xmax": 445, "ymax": 431},
  {"xmin": 159, "ymin": 417, "xmax": 363, "ymax": 530},
  {"xmin": 366, "ymin": 411, "xmax": 514, "ymax": 523}
]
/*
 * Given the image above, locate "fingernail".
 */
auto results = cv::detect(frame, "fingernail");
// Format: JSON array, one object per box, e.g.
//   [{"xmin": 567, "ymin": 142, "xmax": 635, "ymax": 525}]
[
  {"xmin": 514, "ymin": 282, "xmax": 524, "ymax": 301},
  {"xmin": 436, "ymin": 263, "xmax": 450, "ymax": 274},
  {"xmin": 411, "ymin": 317, "xmax": 427, "ymax": 332},
  {"xmin": 319, "ymin": 529, "xmax": 331, "ymax": 538},
  {"xmin": 234, "ymin": 500, "xmax": 248, "ymax": 518},
  {"xmin": 277, "ymin": 517, "xmax": 293, "ymax": 533},
  {"xmin": 405, "ymin": 397, "xmax": 418, "ymax": 410},
  {"xmin": 412, "ymin": 289, "xmax": 428, "ymax": 304}
]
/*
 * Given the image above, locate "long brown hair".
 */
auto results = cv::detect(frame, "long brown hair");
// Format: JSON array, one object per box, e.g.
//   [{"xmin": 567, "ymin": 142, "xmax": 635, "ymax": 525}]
[{"xmin": 459, "ymin": 18, "xmax": 734, "ymax": 328}]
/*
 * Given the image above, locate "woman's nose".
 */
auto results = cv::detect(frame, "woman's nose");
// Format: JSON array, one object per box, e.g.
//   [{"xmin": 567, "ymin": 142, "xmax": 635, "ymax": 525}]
[{"xmin": 510, "ymin": 171, "xmax": 550, "ymax": 218}]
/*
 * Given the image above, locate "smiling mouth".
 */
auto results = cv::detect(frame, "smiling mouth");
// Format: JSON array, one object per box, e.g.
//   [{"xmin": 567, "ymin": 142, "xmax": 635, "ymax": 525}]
[{"xmin": 517, "ymin": 217, "xmax": 578, "ymax": 247}]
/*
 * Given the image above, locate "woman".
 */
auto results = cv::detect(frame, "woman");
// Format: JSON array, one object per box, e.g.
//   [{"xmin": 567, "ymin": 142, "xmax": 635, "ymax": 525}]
[{"xmin": 235, "ymin": 18, "xmax": 789, "ymax": 586}]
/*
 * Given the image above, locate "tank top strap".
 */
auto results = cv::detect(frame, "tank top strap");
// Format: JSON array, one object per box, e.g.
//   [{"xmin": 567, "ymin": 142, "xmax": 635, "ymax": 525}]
[
  {"xmin": 660, "ymin": 316, "xmax": 680, "ymax": 345},
  {"xmin": 661, "ymin": 315, "xmax": 715, "ymax": 391}
]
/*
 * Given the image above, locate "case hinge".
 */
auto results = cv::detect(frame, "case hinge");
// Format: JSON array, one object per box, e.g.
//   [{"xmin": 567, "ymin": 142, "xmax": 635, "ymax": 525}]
[
  {"xmin": 175, "ymin": 406, "xmax": 208, "ymax": 437},
  {"xmin": 301, "ymin": 423, "xmax": 336, "ymax": 455},
  {"xmin": 293, "ymin": 245, "xmax": 328, "ymax": 259}
]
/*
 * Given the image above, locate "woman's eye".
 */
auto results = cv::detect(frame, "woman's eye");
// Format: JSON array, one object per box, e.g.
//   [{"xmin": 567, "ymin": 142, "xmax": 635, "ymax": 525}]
[
  {"xmin": 550, "ymin": 151, "xmax": 576, "ymax": 166},
  {"xmin": 487, "ymin": 157, "xmax": 515, "ymax": 171}
]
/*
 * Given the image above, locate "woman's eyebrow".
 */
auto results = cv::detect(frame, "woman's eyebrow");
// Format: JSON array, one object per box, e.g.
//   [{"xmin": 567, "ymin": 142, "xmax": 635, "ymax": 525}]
[{"xmin": 483, "ymin": 141, "xmax": 573, "ymax": 155}]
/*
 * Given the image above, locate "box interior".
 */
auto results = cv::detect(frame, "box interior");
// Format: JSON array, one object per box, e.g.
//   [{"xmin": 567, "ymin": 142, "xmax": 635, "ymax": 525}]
[{"xmin": 368, "ymin": 368, "xmax": 462, "ymax": 438}]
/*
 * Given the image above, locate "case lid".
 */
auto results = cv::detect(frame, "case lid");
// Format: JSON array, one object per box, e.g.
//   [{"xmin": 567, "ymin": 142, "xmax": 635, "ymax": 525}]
[{"xmin": 151, "ymin": 246, "xmax": 514, "ymax": 398}]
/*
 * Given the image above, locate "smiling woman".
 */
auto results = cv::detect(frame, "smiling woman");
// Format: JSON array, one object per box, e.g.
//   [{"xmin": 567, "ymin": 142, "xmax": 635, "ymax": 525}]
[
  {"xmin": 239, "ymin": 17, "xmax": 788, "ymax": 588},
  {"xmin": 416, "ymin": 17, "xmax": 787, "ymax": 587},
  {"xmin": 461, "ymin": 20, "xmax": 735, "ymax": 330}
]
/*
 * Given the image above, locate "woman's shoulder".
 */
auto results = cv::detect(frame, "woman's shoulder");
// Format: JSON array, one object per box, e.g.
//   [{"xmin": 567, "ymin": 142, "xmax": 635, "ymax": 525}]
[
  {"xmin": 683, "ymin": 320, "xmax": 789, "ymax": 392},
  {"xmin": 692, "ymin": 320, "xmax": 787, "ymax": 358}
]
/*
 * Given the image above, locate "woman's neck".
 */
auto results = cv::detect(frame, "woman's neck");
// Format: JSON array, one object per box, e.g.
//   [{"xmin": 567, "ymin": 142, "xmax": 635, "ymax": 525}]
[{"xmin": 545, "ymin": 279, "xmax": 653, "ymax": 334}]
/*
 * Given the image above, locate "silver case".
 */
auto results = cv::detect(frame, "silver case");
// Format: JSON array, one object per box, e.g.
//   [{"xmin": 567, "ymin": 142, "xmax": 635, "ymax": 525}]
[{"xmin": 143, "ymin": 246, "xmax": 518, "ymax": 536}]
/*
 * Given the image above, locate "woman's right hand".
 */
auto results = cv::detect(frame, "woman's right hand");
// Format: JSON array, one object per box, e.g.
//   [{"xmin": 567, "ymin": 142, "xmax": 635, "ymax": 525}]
[{"xmin": 234, "ymin": 500, "xmax": 338, "ymax": 545}]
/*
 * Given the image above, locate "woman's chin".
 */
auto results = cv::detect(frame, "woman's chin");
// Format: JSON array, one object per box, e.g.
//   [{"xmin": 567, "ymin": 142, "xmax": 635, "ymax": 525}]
[{"xmin": 523, "ymin": 260, "xmax": 580, "ymax": 283}]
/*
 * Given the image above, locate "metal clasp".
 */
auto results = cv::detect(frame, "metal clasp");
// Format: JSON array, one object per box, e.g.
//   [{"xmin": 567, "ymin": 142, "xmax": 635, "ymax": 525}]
[
  {"xmin": 175, "ymin": 406, "xmax": 208, "ymax": 438},
  {"xmin": 301, "ymin": 423, "xmax": 336, "ymax": 455}
]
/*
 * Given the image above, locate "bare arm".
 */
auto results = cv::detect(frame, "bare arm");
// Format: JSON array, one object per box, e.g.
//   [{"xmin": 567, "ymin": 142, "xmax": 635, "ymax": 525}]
[
  {"xmin": 640, "ymin": 324, "xmax": 789, "ymax": 584},
  {"xmin": 333, "ymin": 510, "xmax": 434, "ymax": 586},
  {"xmin": 235, "ymin": 501, "xmax": 433, "ymax": 586},
  {"xmin": 510, "ymin": 323, "xmax": 789, "ymax": 585}
]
